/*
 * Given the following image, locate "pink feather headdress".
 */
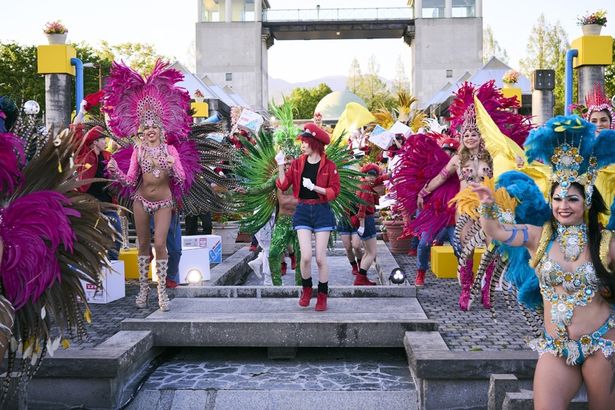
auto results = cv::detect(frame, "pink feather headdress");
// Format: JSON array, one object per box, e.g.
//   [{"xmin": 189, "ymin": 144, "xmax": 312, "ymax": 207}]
[
  {"xmin": 585, "ymin": 84, "xmax": 615, "ymax": 129},
  {"xmin": 448, "ymin": 80, "xmax": 533, "ymax": 148},
  {"xmin": 102, "ymin": 60, "xmax": 192, "ymax": 141}
]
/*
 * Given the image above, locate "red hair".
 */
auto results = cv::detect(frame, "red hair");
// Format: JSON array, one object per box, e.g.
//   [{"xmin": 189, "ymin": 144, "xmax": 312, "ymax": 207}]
[{"xmin": 299, "ymin": 135, "xmax": 324, "ymax": 155}]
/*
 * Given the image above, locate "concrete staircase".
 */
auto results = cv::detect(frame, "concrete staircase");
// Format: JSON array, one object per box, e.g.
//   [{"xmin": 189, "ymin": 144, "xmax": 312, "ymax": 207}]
[{"xmin": 121, "ymin": 287, "xmax": 436, "ymax": 347}]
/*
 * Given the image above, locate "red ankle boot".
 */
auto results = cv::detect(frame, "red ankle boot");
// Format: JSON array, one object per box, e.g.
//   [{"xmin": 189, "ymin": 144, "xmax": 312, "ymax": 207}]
[
  {"xmin": 299, "ymin": 287, "xmax": 313, "ymax": 307},
  {"xmin": 415, "ymin": 269, "xmax": 426, "ymax": 286},
  {"xmin": 289, "ymin": 254, "xmax": 296, "ymax": 270},
  {"xmin": 351, "ymin": 264, "xmax": 359, "ymax": 275},
  {"xmin": 315, "ymin": 292, "xmax": 327, "ymax": 311},
  {"xmin": 354, "ymin": 274, "xmax": 376, "ymax": 286},
  {"xmin": 281, "ymin": 261, "xmax": 287, "ymax": 276},
  {"xmin": 407, "ymin": 248, "xmax": 417, "ymax": 256}
]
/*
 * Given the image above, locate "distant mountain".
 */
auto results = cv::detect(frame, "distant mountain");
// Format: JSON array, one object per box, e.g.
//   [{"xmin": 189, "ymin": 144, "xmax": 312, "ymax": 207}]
[{"xmin": 268, "ymin": 75, "xmax": 395, "ymax": 103}]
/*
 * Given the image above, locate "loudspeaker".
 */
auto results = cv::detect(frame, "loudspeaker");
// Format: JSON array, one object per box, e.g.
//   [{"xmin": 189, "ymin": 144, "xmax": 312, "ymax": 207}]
[{"xmin": 532, "ymin": 70, "xmax": 555, "ymax": 90}]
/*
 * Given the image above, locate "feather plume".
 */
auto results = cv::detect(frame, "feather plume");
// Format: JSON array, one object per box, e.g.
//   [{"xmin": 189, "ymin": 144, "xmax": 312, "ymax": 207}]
[
  {"xmin": 103, "ymin": 60, "xmax": 192, "ymax": 141},
  {"xmin": 0, "ymin": 132, "xmax": 24, "ymax": 196},
  {"xmin": 449, "ymin": 81, "xmax": 532, "ymax": 148}
]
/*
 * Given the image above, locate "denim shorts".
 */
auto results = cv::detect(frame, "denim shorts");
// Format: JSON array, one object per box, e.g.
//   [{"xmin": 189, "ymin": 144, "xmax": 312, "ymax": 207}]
[
  {"xmin": 359, "ymin": 215, "xmax": 377, "ymax": 240},
  {"xmin": 337, "ymin": 218, "xmax": 357, "ymax": 235},
  {"xmin": 293, "ymin": 202, "xmax": 336, "ymax": 232}
]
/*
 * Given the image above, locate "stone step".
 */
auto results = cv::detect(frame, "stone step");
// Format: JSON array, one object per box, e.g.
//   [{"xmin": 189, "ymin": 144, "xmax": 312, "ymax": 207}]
[
  {"xmin": 121, "ymin": 298, "xmax": 436, "ymax": 347},
  {"xmin": 174, "ymin": 285, "xmax": 416, "ymax": 298},
  {"xmin": 127, "ymin": 389, "xmax": 418, "ymax": 410}
]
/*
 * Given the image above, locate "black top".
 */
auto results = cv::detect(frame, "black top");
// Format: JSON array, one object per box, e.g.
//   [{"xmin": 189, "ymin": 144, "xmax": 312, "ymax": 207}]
[
  {"xmin": 299, "ymin": 160, "xmax": 320, "ymax": 200},
  {"xmin": 87, "ymin": 152, "xmax": 113, "ymax": 203}
]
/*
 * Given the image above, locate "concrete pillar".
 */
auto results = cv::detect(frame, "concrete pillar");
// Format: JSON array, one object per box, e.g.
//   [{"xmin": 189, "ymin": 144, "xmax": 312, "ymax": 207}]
[
  {"xmin": 255, "ymin": 0, "xmax": 262, "ymax": 22},
  {"xmin": 532, "ymin": 89, "xmax": 554, "ymax": 126},
  {"xmin": 414, "ymin": 0, "xmax": 422, "ymax": 18},
  {"xmin": 197, "ymin": 0, "xmax": 203, "ymax": 22},
  {"xmin": 45, "ymin": 74, "xmax": 72, "ymax": 132},
  {"xmin": 444, "ymin": 0, "xmax": 452, "ymax": 18},
  {"xmin": 225, "ymin": 0, "xmax": 232, "ymax": 22},
  {"xmin": 578, "ymin": 66, "xmax": 605, "ymax": 103},
  {"xmin": 475, "ymin": 0, "xmax": 482, "ymax": 17}
]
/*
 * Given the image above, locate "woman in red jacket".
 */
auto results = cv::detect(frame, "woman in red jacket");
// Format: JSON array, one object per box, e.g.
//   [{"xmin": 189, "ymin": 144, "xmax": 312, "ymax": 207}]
[{"xmin": 276, "ymin": 123, "xmax": 340, "ymax": 311}]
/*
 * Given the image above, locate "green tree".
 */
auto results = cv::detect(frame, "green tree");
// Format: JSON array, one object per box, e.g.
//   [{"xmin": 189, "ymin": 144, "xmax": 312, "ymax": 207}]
[
  {"xmin": 287, "ymin": 83, "xmax": 332, "ymax": 119},
  {"xmin": 356, "ymin": 55, "xmax": 396, "ymax": 111},
  {"xmin": 483, "ymin": 26, "xmax": 509, "ymax": 64},
  {"xmin": 392, "ymin": 56, "xmax": 411, "ymax": 94},
  {"xmin": 347, "ymin": 58, "xmax": 362, "ymax": 94},
  {"xmin": 99, "ymin": 41, "xmax": 167, "ymax": 76},
  {"xmin": 519, "ymin": 14, "xmax": 569, "ymax": 114},
  {"xmin": 0, "ymin": 42, "xmax": 44, "ymax": 109}
]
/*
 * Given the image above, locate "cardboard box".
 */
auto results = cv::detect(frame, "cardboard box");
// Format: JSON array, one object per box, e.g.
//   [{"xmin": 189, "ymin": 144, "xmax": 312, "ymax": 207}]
[
  {"xmin": 430, "ymin": 246, "xmax": 485, "ymax": 279},
  {"xmin": 80, "ymin": 260, "xmax": 126, "ymax": 304},
  {"xmin": 182, "ymin": 234, "xmax": 222, "ymax": 264}
]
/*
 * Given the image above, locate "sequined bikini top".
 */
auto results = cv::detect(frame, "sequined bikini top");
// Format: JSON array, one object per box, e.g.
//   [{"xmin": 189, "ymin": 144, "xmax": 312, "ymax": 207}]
[
  {"xmin": 458, "ymin": 156, "xmax": 492, "ymax": 183},
  {"xmin": 536, "ymin": 241, "xmax": 599, "ymax": 339},
  {"xmin": 139, "ymin": 144, "xmax": 171, "ymax": 176}
]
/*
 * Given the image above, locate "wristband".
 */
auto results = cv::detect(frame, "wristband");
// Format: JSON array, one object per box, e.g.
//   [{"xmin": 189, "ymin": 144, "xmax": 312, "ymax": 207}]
[
  {"xmin": 419, "ymin": 187, "xmax": 431, "ymax": 198},
  {"xmin": 478, "ymin": 202, "xmax": 500, "ymax": 219}
]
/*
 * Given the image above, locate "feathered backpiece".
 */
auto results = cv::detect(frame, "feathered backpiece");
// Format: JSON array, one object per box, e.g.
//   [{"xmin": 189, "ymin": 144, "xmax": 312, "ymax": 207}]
[
  {"xmin": 0, "ymin": 132, "xmax": 24, "ymax": 196},
  {"xmin": 0, "ymin": 127, "xmax": 117, "ymax": 403},
  {"xmin": 525, "ymin": 116, "xmax": 615, "ymax": 205},
  {"xmin": 270, "ymin": 98, "xmax": 301, "ymax": 157},
  {"xmin": 102, "ymin": 60, "xmax": 192, "ymax": 141},
  {"xmin": 585, "ymin": 84, "xmax": 615, "ymax": 128},
  {"xmin": 448, "ymin": 81, "xmax": 532, "ymax": 148},
  {"xmin": 391, "ymin": 132, "xmax": 459, "ymax": 240},
  {"xmin": 496, "ymin": 171, "xmax": 551, "ymax": 310},
  {"xmin": 608, "ymin": 197, "xmax": 615, "ymax": 231}
]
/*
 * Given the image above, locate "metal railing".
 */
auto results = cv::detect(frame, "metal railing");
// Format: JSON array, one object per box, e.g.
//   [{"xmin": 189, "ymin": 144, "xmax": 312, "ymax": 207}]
[{"xmin": 263, "ymin": 7, "xmax": 414, "ymax": 22}]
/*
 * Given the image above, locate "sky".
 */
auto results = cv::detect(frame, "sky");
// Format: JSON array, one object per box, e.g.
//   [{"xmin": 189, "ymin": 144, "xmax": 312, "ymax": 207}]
[{"xmin": 1, "ymin": 0, "xmax": 613, "ymax": 84}]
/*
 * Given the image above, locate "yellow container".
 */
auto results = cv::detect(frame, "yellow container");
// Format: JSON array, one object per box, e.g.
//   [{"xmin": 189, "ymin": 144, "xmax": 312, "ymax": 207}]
[
  {"xmin": 191, "ymin": 101, "xmax": 209, "ymax": 118},
  {"xmin": 502, "ymin": 86, "xmax": 522, "ymax": 104},
  {"xmin": 119, "ymin": 248, "xmax": 152, "ymax": 280},
  {"xmin": 37, "ymin": 45, "xmax": 76, "ymax": 75},
  {"xmin": 571, "ymin": 35, "xmax": 613, "ymax": 68},
  {"xmin": 430, "ymin": 245, "xmax": 485, "ymax": 279}
]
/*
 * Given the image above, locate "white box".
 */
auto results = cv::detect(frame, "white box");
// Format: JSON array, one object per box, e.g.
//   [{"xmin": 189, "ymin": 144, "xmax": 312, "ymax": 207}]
[
  {"xmin": 179, "ymin": 247, "xmax": 211, "ymax": 282},
  {"xmin": 237, "ymin": 108, "xmax": 264, "ymax": 135},
  {"xmin": 182, "ymin": 234, "xmax": 222, "ymax": 264},
  {"xmin": 80, "ymin": 260, "xmax": 126, "ymax": 304}
]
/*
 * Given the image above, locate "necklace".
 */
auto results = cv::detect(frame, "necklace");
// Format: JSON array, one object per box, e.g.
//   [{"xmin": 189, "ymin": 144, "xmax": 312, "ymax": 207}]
[
  {"xmin": 556, "ymin": 223, "xmax": 587, "ymax": 262},
  {"xmin": 143, "ymin": 145, "xmax": 163, "ymax": 178}
]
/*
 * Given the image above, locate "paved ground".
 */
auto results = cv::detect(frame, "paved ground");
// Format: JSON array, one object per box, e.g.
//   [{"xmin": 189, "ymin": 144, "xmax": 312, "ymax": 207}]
[
  {"xmin": 78, "ymin": 243, "xmax": 532, "ymax": 353},
  {"xmin": 140, "ymin": 347, "xmax": 412, "ymax": 391},
  {"xmin": 393, "ymin": 252, "xmax": 532, "ymax": 351}
]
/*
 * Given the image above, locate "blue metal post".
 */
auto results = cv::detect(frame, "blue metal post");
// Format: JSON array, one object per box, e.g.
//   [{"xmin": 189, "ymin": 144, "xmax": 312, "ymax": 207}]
[
  {"xmin": 564, "ymin": 49, "xmax": 578, "ymax": 115},
  {"xmin": 70, "ymin": 57, "xmax": 84, "ymax": 114}
]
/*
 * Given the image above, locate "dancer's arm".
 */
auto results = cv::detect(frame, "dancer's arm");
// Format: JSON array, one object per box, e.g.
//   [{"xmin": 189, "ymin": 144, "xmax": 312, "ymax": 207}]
[
  {"xmin": 167, "ymin": 145, "xmax": 186, "ymax": 190},
  {"xmin": 108, "ymin": 148, "xmax": 139, "ymax": 187},
  {"xmin": 417, "ymin": 155, "xmax": 458, "ymax": 209},
  {"xmin": 472, "ymin": 183, "xmax": 541, "ymax": 252}
]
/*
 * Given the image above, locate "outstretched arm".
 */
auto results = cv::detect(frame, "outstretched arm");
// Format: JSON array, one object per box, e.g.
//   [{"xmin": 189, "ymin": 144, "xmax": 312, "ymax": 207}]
[
  {"xmin": 108, "ymin": 147, "xmax": 139, "ymax": 187},
  {"xmin": 418, "ymin": 155, "xmax": 458, "ymax": 209},
  {"xmin": 472, "ymin": 182, "xmax": 541, "ymax": 252}
]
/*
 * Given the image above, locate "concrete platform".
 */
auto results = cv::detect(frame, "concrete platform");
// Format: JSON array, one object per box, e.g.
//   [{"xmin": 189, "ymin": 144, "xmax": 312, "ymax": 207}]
[
  {"xmin": 121, "ymin": 297, "xmax": 436, "ymax": 347},
  {"xmin": 174, "ymin": 285, "xmax": 416, "ymax": 298}
]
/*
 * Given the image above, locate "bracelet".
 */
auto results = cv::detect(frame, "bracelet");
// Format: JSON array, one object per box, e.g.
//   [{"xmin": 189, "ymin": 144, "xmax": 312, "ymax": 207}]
[
  {"xmin": 478, "ymin": 202, "xmax": 500, "ymax": 219},
  {"xmin": 419, "ymin": 187, "xmax": 431, "ymax": 198}
]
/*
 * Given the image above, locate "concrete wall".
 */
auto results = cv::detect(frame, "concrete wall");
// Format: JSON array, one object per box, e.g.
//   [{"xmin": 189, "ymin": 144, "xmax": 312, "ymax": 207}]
[
  {"xmin": 412, "ymin": 17, "xmax": 483, "ymax": 104},
  {"xmin": 196, "ymin": 22, "xmax": 267, "ymax": 110}
]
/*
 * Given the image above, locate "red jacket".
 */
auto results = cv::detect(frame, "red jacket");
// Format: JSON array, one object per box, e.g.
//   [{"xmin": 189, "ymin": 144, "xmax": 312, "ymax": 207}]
[
  {"xmin": 356, "ymin": 174, "xmax": 388, "ymax": 218},
  {"xmin": 76, "ymin": 149, "xmax": 112, "ymax": 193},
  {"xmin": 276, "ymin": 154, "xmax": 340, "ymax": 202}
]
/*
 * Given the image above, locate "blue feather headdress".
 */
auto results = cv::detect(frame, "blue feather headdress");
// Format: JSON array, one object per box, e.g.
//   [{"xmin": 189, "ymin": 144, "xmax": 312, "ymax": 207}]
[{"xmin": 525, "ymin": 115, "xmax": 615, "ymax": 206}]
